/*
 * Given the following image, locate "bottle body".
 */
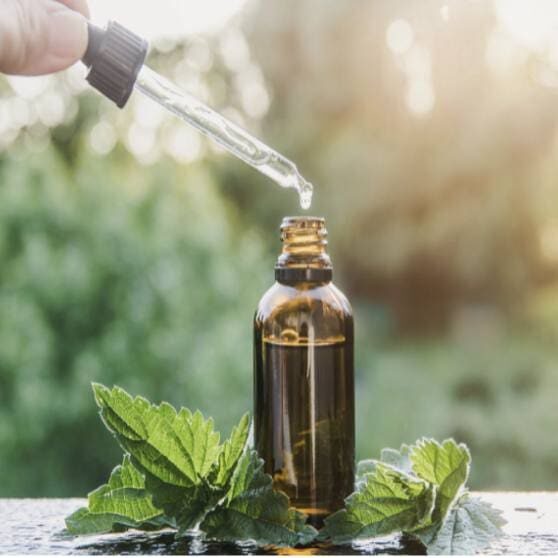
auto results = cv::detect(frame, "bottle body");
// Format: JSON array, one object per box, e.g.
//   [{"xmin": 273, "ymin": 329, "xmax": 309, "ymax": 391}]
[{"xmin": 253, "ymin": 218, "xmax": 355, "ymax": 527}]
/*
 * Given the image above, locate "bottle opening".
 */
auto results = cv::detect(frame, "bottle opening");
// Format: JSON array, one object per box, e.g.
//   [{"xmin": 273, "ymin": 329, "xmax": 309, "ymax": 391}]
[
  {"xmin": 281, "ymin": 216, "xmax": 325, "ymax": 230},
  {"xmin": 275, "ymin": 216, "xmax": 332, "ymax": 282},
  {"xmin": 280, "ymin": 217, "xmax": 327, "ymax": 252}
]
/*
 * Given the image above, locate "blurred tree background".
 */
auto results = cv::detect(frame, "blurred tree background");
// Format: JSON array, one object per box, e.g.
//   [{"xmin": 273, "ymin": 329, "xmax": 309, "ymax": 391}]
[{"xmin": 2, "ymin": 0, "xmax": 558, "ymax": 495}]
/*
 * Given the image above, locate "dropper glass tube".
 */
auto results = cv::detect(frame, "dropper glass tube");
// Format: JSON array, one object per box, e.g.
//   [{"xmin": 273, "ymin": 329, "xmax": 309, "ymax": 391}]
[{"xmin": 135, "ymin": 66, "xmax": 313, "ymax": 210}]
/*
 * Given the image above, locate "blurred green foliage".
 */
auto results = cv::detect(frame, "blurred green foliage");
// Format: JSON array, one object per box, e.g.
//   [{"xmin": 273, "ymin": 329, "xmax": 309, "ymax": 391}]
[
  {"xmin": 2, "ymin": 0, "xmax": 558, "ymax": 495},
  {"xmin": 0, "ymin": 149, "xmax": 270, "ymax": 496},
  {"xmin": 355, "ymin": 321, "xmax": 558, "ymax": 489}
]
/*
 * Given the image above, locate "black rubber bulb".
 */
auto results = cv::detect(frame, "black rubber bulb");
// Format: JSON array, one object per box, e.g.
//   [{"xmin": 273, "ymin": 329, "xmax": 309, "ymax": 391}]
[{"xmin": 82, "ymin": 21, "xmax": 148, "ymax": 108}]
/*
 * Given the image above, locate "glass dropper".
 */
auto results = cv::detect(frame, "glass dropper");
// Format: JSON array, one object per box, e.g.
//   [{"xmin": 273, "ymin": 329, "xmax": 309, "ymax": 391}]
[
  {"xmin": 82, "ymin": 21, "xmax": 313, "ymax": 210},
  {"xmin": 135, "ymin": 67, "xmax": 312, "ymax": 209}
]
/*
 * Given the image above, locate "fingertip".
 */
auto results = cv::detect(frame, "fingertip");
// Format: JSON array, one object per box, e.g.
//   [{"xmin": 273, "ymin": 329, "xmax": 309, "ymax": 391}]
[
  {"xmin": 0, "ymin": 0, "xmax": 89, "ymax": 76},
  {"xmin": 56, "ymin": 0, "xmax": 90, "ymax": 19},
  {"xmin": 46, "ymin": 9, "xmax": 88, "ymax": 71}
]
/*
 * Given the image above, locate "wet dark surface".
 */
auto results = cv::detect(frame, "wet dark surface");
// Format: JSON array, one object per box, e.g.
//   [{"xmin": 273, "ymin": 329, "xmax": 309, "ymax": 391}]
[
  {"xmin": 2, "ymin": 495, "xmax": 558, "ymax": 555},
  {"xmin": 73, "ymin": 532, "xmax": 425, "ymax": 556},
  {"xmin": 0, "ymin": 499, "xmax": 422, "ymax": 555}
]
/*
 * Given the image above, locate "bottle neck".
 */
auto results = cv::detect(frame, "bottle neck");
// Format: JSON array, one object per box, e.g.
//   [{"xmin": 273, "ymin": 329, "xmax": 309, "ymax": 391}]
[{"xmin": 275, "ymin": 217, "xmax": 333, "ymax": 283}]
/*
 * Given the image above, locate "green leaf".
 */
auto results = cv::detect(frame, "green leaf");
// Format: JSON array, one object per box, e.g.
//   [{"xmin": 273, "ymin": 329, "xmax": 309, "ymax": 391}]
[
  {"xmin": 321, "ymin": 463, "xmax": 435, "ymax": 544},
  {"xmin": 212, "ymin": 412, "xmax": 251, "ymax": 488},
  {"xmin": 65, "ymin": 455, "xmax": 170, "ymax": 535},
  {"xmin": 179, "ymin": 409, "xmax": 222, "ymax": 479},
  {"xmin": 92, "ymin": 384, "xmax": 220, "ymax": 488},
  {"xmin": 143, "ymin": 412, "xmax": 251, "ymax": 534},
  {"xmin": 410, "ymin": 438, "xmax": 470, "ymax": 524},
  {"xmin": 356, "ymin": 445, "xmax": 412, "ymax": 489},
  {"xmin": 355, "ymin": 459, "xmax": 380, "ymax": 492},
  {"xmin": 90, "ymin": 385, "xmax": 257, "ymax": 536},
  {"xmin": 380, "ymin": 444, "xmax": 412, "ymax": 475},
  {"xmin": 414, "ymin": 494, "xmax": 506, "ymax": 555},
  {"xmin": 200, "ymin": 450, "xmax": 318, "ymax": 547},
  {"xmin": 144, "ymin": 472, "xmax": 222, "ymax": 535},
  {"xmin": 66, "ymin": 508, "xmax": 124, "ymax": 535},
  {"xmin": 223, "ymin": 441, "xmax": 267, "ymax": 505}
]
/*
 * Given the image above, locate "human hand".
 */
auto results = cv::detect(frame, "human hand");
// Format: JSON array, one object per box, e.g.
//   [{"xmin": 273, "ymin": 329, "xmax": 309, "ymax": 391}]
[{"xmin": 0, "ymin": 0, "xmax": 89, "ymax": 76}]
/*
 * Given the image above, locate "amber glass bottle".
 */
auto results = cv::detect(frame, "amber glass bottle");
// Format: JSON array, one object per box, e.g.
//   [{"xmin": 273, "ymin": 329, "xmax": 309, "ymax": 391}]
[{"xmin": 254, "ymin": 216, "xmax": 355, "ymax": 528}]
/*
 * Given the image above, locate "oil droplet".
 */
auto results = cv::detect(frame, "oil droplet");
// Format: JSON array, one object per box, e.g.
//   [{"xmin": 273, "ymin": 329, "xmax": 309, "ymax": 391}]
[
  {"xmin": 297, "ymin": 177, "xmax": 313, "ymax": 210},
  {"xmin": 280, "ymin": 328, "xmax": 299, "ymax": 343}
]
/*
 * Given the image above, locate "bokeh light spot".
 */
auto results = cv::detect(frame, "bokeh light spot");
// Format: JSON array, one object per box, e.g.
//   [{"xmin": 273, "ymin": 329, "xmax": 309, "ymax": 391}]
[
  {"xmin": 90, "ymin": 122, "xmax": 117, "ymax": 155},
  {"xmin": 386, "ymin": 19, "xmax": 414, "ymax": 54},
  {"xmin": 406, "ymin": 80, "xmax": 435, "ymax": 116}
]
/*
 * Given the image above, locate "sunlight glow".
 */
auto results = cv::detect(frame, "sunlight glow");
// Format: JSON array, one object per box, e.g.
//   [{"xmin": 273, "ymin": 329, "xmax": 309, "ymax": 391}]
[
  {"xmin": 494, "ymin": 0, "xmax": 558, "ymax": 51},
  {"xmin": 89, "ymin": 0, "xmax": 248, "ymax": 39},
  {"xmin": 485, "ymin": 30, "xmax": 525, "ymax": 74}
]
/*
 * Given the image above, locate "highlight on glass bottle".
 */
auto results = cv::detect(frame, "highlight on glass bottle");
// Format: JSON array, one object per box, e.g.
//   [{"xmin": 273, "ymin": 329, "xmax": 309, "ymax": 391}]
[{"xmin": 254, "ymin": 217, "xmax": 355, "ymax": 528}]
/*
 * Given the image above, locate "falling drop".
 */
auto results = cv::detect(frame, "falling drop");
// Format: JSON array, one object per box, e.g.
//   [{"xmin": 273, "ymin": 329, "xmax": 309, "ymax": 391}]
[{"xmin": 297, "ymin": 178, "xmax": 313, "ymax": 210}]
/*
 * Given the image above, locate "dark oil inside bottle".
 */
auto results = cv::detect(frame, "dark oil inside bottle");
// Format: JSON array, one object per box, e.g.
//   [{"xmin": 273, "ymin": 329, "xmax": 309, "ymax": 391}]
[
  {"xmin": 254, "ymin": 336, "xmax": 355, "ymax": 528},
  {"xmin": 254, "ymin": 216, "xmax": 355, "ymax": 529}
]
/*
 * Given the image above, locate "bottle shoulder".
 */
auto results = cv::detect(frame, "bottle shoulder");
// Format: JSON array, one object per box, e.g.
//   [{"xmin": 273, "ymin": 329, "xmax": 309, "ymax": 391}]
[
  {"xmin": 255, "ymin": 281, "xmax": 353, "ymax": 344},
  {"xmin": 256, "ymin": 281, "xmax": 352, "ymax": 316}
]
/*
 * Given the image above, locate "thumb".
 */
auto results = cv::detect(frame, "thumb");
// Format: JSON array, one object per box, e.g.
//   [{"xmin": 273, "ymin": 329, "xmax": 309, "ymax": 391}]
[{"xmin": 0, "ymin": 0, "xmax": 88, "ymax": 76}]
